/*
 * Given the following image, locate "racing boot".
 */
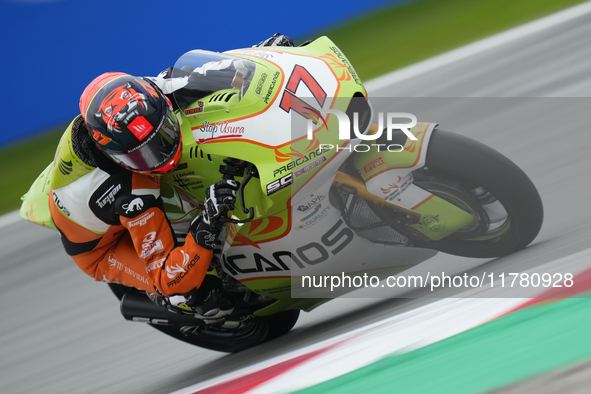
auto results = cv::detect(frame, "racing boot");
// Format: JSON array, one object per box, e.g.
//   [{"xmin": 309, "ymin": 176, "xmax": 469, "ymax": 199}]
[{"xmin": 149, "ymin": 275, "xmax": 234, "ymax": 324}]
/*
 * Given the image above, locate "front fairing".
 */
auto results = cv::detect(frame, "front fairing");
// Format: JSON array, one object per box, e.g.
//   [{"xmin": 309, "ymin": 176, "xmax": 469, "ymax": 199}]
[{"xmin": 161, "ymin": 38, "xmax": 371, "ymax": 222}]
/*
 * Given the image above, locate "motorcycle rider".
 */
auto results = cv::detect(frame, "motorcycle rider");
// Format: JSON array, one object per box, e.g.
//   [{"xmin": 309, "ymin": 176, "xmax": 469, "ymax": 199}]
[{"xmin": 49, "ymin": 34, "xmax": 294, "ymax": 320}]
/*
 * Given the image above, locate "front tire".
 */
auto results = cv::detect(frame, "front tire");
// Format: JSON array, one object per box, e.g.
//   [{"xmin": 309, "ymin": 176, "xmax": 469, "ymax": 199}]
[{"xmin": 376, "ymin": 130, "xmax": 543, "ymax": 258}]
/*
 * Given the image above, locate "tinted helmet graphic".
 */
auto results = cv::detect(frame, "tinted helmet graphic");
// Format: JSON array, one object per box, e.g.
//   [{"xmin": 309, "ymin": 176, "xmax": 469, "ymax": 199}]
[{"xmin": 96, "ymin": 81, "xmax": 150, "ymax": 134}]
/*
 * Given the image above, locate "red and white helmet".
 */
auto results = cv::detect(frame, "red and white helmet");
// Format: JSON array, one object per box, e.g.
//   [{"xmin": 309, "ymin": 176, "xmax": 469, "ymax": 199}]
[{"xmin": 80, "ymin": 72, "xmax": 182, "ymax": 174}]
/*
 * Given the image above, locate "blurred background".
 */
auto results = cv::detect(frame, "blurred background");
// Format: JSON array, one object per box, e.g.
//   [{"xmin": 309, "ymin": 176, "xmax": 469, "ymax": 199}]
[
  {"xmin": 3, "ymin": 1, "xmax": 591, "ymax": 393},
  {"xmin": 0, "ymin": 0, "xmax": 583, "ymax": 214},
  {"xmin": 0, "ymin": 0, "xmax": 402, "ymax": 147}
]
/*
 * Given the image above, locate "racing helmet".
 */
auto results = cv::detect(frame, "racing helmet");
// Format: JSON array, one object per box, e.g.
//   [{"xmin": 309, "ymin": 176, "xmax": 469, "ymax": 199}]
[{"xmin": 80, "ymin": 72, "xmax": 182, "ymax": 174}]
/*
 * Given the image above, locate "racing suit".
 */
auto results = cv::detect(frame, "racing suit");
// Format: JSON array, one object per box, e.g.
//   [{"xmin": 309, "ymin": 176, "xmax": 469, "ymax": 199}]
[
  {"xmin": 48, "ymin": 62, "xmax": 243, "ymax": 297},
  {"xmin": 48, "ymin": 33, "xmax": 294, "ymax": 297},
  {"xmin": 49, "ymin": 113, "xmax": 211, "ymax": 297}
]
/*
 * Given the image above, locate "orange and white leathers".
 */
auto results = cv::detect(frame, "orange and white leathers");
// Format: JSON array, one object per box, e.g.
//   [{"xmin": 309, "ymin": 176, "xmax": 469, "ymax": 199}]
[{"xmin": 49, "ymin": 117, "xmax": 211, "ymax": 296}]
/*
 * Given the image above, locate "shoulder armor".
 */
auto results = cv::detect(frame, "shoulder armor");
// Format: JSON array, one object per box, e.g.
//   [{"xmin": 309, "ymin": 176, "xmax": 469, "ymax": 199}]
[{"xmin": 50, "ymin": 116, "xmax": 97, "ymax": 190}]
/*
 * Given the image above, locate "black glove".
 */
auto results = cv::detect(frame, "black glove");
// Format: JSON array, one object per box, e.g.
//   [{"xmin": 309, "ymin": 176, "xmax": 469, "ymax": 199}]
[
  {"xmin": 253, "ymin": 33, "xmax": 294, "ymax": 48},
  {"xmin": 167, "ymin": 275, "xmax": 234, "ymax": 319},
  {"xmin": 189, "ymin": 180, "xmax": 238, "ymax": 249},
  {"xmin": 189, "ymin": 212, "xmax": 220, "ymax": 250},
  {"xmin": 202, "ymin": 179, "xmax": 240, "ymax": 225}
]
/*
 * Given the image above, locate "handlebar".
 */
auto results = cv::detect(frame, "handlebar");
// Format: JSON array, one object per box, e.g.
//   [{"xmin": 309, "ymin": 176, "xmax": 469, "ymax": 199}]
[{"xmin": 218, "ymin": 158, "xmax": 256, "ymax": 224}]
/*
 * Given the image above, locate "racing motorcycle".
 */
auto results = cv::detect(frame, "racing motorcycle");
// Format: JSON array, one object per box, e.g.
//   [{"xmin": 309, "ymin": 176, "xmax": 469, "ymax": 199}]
[{"xmin": 20, "ymin": 36, "xmax": 543, "ymax": 352}]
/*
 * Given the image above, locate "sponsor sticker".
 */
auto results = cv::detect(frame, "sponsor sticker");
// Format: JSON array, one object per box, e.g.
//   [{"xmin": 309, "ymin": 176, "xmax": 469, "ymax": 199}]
[
  {"xmin": 125, "ymin": 267, "xmax": 149, "ymax": 284},
  {"xmin": 128, "ymin": 211, "xmax": 155, "ymax": 227},
  {"xmin": 273, "ymin": 147, "xmax": 329, "ymax": 177},
  {"xmin": 363, "ymin": 156, "xmax": 386, "ymax": 174},
  {"xmin": 300, "ymin": 204, "xmax": 322, "ymax": 221},
  {"xmin": 264, "ymin": 72, "xmax": 280, "ymax": 104},
  {"xmin": 108, "ymin": 253, "xmax": 120, "ymax": 269},
  {"xmin": 297, "ymin": 195, "xmax": 325, "ymax": 212},
  {"xmin": 166, "ymin": 251, "xmax": 191, "ymax": 279},
  {"xmin": 108, "ymin": 253, "xmax": 149, "ymax": 284},
  {"xmin": 97, "ymin": 184, "xmax": 122, "ymax": 208},
  {"xmin": 267, "ymin": 173, "xmax": 292, "ymax": 195},
  {"xmin": 328, "ymin": 46, "xmax": 362, "ymax": 85},
  {"xmin": 381, "ymin": 183, "xmax": 399, "ymax": 194},
  {"xmin": 255, "ymin": 73, "xmax": 268, "ymax": 95},
  {"xmin": 295, "ymin": 156, "xmax": 326, "ymax": 177},
  {"xmin": 184, "ymin": 101, "xmax": 204, "ymax": 115},
  {"xmin": 141, "ymin": 240, "xmax": 164, "ymax": 259},
  {"xmin": 122, "ymin": 197, "xmax": 144, "ymax": 215},
  {"xmin": 167, "ymin": 255, "xmax": 200, "ymax": 288},
  {"xmin": 171, "ymin": 171, "xmax": 203, "ymax": 190},
  {"xmin": 383, "ymin": 177, "xmax": 413, "ymax": 202},
  {"xmin": 52, "ymin": 191, "xmax": 70, "ymax": 216},
  {"xmin": 172, "ymin": 163, "xmax": 188, "ymax": 171},
  {"xmin": 294, "ymin": 205, "xmax": 331, "ymax": 231},
  {"xmin": 128, "ymin": 116, "xmax": 153, "ymax": 140},
  {"xmin": 58, "ymin": 159, "xmax": 73, "ymax": 175},
  {"xmin": 193, "ymin": 120, "xmax": 246, "ymax": 143},
  {"xmin": 146, "ymin": 258, "xmax": 165, "ymax": 273}
]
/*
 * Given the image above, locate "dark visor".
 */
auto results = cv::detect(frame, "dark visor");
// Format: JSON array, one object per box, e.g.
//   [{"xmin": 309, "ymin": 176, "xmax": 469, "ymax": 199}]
[{"xmin": 106, "ymin": 107, "xmax": 181, "ymax": 171}]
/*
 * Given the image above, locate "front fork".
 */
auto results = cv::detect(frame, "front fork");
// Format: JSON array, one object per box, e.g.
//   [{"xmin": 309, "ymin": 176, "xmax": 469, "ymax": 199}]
[{"xmin": 332, "ymin": 123, "xmax": 474, "ymax": 241}]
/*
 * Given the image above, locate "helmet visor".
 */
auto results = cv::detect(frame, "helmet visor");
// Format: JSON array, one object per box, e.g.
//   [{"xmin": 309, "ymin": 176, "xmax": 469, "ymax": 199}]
[{"xmin": 105, "ymin": 107, "xmax": 181, "ymax": 172}]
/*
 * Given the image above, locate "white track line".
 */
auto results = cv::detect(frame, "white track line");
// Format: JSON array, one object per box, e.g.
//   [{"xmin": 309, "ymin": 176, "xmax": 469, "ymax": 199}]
[
  {"xmin": 168, "ymin": 299, "xmax": 527, "ymax": 394},
  {"xmin": 365, "ymin": 0, "xmax": 591, "ymax": 92},
  {"xmin": 4, "ymin": 0, "xmax": 591, "ymax": 233},
  {"xmin": 171, "ymin": 247, "xmax": 591, "ymax": 394}
]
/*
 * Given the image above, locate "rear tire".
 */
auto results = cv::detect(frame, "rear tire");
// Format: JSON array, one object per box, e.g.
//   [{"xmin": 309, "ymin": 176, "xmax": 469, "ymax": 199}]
[
  {"xmin": 108, "ymin": 283, "xmax": 299, "ymax": 352},
  {"xmin": 150, "ymin": 309, "xmax": 300, "ymax": 353}
]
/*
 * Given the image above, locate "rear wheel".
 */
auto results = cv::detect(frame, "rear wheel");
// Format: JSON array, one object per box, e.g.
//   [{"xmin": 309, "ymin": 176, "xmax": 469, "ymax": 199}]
[
  {"xmin": 108, "ymin": 283, "xmax": 299, "ymax": 352},
  {"xmin": 374, "ymin": 130, "xmax": 543, "ymax": 258},
  {"xmin": 150, "ymin": 310, "xmax": 299, "ymax": 353}
]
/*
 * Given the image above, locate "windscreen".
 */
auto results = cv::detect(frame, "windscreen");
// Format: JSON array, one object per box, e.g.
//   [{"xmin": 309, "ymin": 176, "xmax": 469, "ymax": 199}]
[{"xmin": 171, "ymin": 50, "xmax": 257, "ymax": 109}]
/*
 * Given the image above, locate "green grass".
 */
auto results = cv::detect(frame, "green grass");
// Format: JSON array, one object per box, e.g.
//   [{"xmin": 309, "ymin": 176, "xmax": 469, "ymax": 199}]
[
  {"xmin": 1, "ymin": 0, "xmax": 586, "ymax": 216},
  {"xmin": 0, "ymin": 124, "xmax": 68, "ymax": 215}
]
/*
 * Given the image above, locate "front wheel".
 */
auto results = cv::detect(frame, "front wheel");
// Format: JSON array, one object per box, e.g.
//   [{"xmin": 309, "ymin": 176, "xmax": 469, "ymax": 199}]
[{"xmin": 375, "ymin": 130, "xmax": 543, "ymax": 258}]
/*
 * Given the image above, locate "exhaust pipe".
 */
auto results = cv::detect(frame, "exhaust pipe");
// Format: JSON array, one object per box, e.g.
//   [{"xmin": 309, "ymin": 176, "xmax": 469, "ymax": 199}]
[{"xmin": 120, "ymin": 292, "xmax": 204, "ymax": 327}]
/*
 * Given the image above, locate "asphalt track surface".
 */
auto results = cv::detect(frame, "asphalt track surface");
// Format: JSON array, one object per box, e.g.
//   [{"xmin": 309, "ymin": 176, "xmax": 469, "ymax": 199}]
[{"xmin": 3, "ymin": 7, "xmax": 591, "ymax": 394}]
